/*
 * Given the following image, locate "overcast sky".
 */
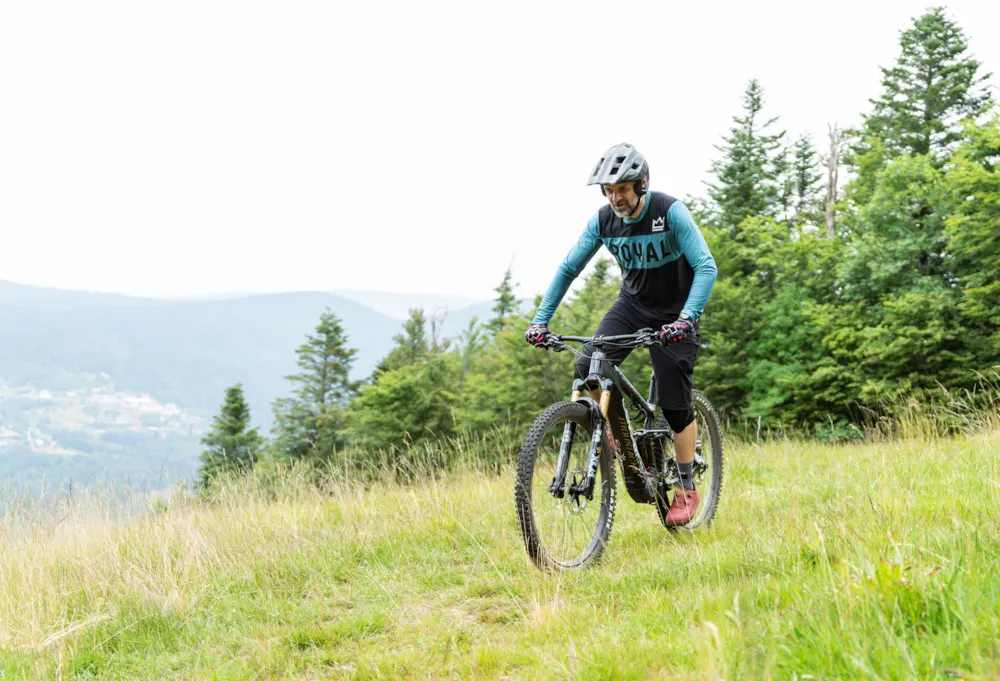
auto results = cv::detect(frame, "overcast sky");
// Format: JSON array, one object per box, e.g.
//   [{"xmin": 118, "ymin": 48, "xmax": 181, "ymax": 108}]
[{"xmin": 1, "ymin": 0, "xmax": 997, "ymax": 302}]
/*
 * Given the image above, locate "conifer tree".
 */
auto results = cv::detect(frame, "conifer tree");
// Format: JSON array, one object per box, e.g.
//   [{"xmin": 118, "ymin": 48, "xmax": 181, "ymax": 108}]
[
  {"xmin": 375, "ymin": 308, "xmax": 429, "ymax": 377},
  {"xmin": 272, "ymin": 308, "xmax": 358, "ymax": 462},
  {"xmin": 791, "ymin": 134, "xmax": 824, "ymax": 222},
  {"xmin": 198, "ymin": 383, "xmax": 262, "ymax": 487},
  {"xmin": 707, "ymin": 79, "xmax": 787, "ymax": 229},
  {"xmin": 862, "ymin": 7, "xmax": 992, "ymax": 160},
  {"xmin": 773, "ymin": 146, "xmax": 795, "ymax": 225},
  {"xmin": 847, "ymin": 6, "xmax": 994, "ymax": 206},
  {"xmin": 490, "ymin": 265, "xmax": 519, "ymax": 333}
]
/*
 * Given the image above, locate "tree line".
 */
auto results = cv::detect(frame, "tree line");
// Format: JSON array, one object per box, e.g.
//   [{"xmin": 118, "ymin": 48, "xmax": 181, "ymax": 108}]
[{"xmin": 198, "ymin": 7, "xmax": 999, "ymax": 484}]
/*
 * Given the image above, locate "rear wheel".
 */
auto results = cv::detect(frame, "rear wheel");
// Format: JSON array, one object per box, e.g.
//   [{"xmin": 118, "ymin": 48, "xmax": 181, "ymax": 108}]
[
  {"xmin": 654, "ymin": 390, "xmax": 724, "ymax": 530},
  {"xmin": 515, "ymin": 401, "xmax": 616, "ymax": 571}
]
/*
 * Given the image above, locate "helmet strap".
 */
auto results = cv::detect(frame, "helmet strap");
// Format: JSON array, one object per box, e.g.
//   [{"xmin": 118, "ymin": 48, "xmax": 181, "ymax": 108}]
[{"xmin": 634, "ymin": 173, "xmax": 648, "ymax": 197}]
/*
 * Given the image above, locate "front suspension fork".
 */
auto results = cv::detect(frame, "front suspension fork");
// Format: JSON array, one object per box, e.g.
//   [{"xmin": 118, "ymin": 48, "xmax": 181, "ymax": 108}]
[
  {"xmin": 549, "ymin": 421, "xmax": 576, "ymax": 498},
  {"xmin": 552, "ymin": 379, "xmax": 613, "ymax": 502},
  {"xmin": 550, "ymin": 414, "xmax": 606, "ymax": 501}
]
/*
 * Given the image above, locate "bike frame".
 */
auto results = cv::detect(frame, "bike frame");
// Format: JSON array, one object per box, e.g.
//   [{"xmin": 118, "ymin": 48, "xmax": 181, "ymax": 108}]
[{"xmin": 548, "ymin": 332, "xmax": 675, "ymax": 505}]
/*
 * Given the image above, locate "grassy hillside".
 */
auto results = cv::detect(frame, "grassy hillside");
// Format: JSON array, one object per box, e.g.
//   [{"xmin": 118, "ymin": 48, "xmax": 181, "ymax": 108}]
[{"xmin": 1, "ymin": 428, "xmax": 998, "ymax": 679}]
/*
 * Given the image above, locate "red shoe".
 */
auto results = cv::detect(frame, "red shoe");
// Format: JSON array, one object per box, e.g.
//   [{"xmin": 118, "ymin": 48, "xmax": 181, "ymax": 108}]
[{"xmin": 663, "ymin": 489, "xmax": 700, "ymax": 526}]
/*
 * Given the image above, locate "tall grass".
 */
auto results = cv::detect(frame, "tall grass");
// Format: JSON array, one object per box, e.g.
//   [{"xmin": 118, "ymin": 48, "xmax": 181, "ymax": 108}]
[
  {"xmin": 715, "ymin": 371, "xmax": 1000, "ymax": 445},
  {"xmin": 862, "ymin": 370, "xmax": 1000, "ymax": 442},
  {"xmin": 1, "ymin": 396, "xmax": 999, "ymax": 679}
]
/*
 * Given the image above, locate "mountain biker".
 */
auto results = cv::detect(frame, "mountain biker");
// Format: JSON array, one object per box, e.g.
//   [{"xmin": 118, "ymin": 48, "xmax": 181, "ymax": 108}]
[{"xmin": 524, "ymin": 142, "xmax": 718, "ymax": 526}]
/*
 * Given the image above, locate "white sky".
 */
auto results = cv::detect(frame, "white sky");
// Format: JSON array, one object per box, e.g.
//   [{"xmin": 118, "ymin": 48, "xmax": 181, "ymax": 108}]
[{"xmin": 1, "ymin": 0, "xmax": 997, "ymax": 302}]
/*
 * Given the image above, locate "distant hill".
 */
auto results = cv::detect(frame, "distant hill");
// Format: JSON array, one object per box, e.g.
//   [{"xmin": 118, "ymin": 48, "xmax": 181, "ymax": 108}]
[
  {"xmin": 0, "ymin": 280, "xmax": 535, "ymax": 488},
  {"xmin": 0, "ymin": 281, "xmax": 408, "ymax": 486},
  {"xmin": 0, "ymin": 279, "xmax": 153, "ymax": 309},
  {"xmin": 0, "ymin": 282, "xmax": 401, "ymax": 420}
]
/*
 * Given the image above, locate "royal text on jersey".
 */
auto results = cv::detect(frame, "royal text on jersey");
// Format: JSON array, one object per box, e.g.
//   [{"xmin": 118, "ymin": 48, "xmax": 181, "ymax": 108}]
[{"xmin": 604, "ymin": 232, "xmax": 683, "ymax": 271}]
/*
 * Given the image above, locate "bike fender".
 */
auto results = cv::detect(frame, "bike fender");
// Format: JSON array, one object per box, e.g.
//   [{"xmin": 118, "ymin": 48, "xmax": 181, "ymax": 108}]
[{"xmin": 573, "ymin": 396, "xmax": 603, "ymax": 427}]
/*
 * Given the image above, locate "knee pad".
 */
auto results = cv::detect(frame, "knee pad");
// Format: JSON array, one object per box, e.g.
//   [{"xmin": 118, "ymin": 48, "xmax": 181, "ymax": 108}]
[{"xmin": 662, "ymin": 408, "xmax": 694, "ymax": 432}]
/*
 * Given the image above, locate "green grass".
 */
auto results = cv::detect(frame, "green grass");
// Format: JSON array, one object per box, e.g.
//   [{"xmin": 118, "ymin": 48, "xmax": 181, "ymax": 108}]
[{"xmin": 2, "ymin": 429, "xmax": 1000, "ymax": 679}]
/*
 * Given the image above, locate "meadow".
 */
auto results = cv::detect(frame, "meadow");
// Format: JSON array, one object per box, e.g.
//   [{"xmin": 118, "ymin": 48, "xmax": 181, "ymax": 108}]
[{"xmin": 1, "ymin": 420, "xmax": 998, "ymax": 680}]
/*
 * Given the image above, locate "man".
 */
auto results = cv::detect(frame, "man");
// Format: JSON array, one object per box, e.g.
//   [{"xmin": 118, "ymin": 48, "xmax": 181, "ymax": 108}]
[{"xmin": 524, "ymin": 142, "xmax": 718, "ymax": 526}]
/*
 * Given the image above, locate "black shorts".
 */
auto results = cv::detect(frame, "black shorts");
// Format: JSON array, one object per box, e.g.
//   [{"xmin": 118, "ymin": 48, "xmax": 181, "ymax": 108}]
[{"xmin": 573, "ymin": 295, "xmax": 700, "ymax": 412}]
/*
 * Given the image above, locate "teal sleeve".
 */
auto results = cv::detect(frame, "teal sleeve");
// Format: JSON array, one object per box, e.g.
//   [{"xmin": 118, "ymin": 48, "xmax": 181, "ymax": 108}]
[
  {"xmin": 669, "ymin": 201, "xmax": 717, "ymax": 321},
  {"xmin": 532, "ymin": 214, "xmax": 602, "ymax": 325}
]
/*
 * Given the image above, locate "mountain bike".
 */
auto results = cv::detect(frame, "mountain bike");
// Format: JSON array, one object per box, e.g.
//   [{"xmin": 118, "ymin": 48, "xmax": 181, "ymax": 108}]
[{"xmin": 514, "ymin": 328, "xmax": 724, "ymax": 571}]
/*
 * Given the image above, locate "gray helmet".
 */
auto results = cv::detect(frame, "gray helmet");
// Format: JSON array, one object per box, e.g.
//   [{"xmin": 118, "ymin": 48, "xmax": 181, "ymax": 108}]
[{"xmin": 587, "ymin": 142, "xmax": 649, "ymax": 193}]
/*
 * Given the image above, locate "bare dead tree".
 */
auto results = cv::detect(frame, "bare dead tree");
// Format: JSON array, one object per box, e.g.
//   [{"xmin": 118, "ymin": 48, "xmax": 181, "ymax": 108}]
[{"xmin": 825, "ymin": 123, "xmax": 841, "ymax": 238}]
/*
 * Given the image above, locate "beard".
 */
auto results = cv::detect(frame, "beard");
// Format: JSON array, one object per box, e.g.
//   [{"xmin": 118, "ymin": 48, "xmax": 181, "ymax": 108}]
[{"xmin": 612, "ymin": 197, "xmax": 639, "ymax": 219}]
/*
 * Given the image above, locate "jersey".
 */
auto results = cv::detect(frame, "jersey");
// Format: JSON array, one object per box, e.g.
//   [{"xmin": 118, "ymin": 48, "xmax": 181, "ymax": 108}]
[{"xmin": 532, "ymin": 191, "xmax": 718, "ymax": 326}]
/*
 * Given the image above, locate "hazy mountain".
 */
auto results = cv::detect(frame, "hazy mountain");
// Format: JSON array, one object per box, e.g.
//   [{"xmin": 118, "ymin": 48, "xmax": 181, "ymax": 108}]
[
  {"xmin": 0, "ymin": 279, "xmax": 153, "ymax": 309},
  {"xmin": 0, "ymin": 280, "xmax": 405, "ymax": 487},
  {"xmin": 0, "ymin": 280, "xmax": 535, "ymax": 488},
  {"xmin": 0, "ymin": 283, "xmax": 401, "ymax": 415}
]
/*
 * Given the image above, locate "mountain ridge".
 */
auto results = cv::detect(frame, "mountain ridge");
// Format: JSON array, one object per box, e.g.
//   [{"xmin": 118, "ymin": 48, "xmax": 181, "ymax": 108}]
[{"xmin": 0, "ymin": 279, "xmax": 532, "ymax": 487}]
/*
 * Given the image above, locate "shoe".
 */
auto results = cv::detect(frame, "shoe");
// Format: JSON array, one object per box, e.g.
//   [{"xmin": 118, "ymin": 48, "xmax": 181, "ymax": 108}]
[{"xmin": 663, "ymin": 488, "xmax": 700, "ymax": 526}]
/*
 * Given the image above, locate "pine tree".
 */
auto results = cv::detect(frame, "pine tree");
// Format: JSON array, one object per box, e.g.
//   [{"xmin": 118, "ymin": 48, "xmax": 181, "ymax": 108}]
[
  {"xmin": 198, "ymin": 383, "xmax": 263, "ymax": 487},
  {"xmin": 455, "ymin": 317, "xmax": 488, "ymax": 381},
  {"xmin": 373, "ymin": 307, "xmax": 451, "ymax": 379},
  {"xmin": 858, "ymin": 7, "xmax": 993, "ymax": 162},
  {"xmin": 707, "ymin": 79, "xmax": 787, "ymax": 230},
  {"xmin": 376, "ymin": 308, "xmax": 429, "ymax": 375},
  {"xmin": 272, "ymin": 308, "xmax": 358, "ymax": 462},
  {"xmin": 791, "ymin": 134, "xmax": 824, "ymax": 222},
  {"xmin": 489, "ymin": 265, "xmax": 519, "ymax": 333},
  {"xmin": 346, "ymin": 353, "xmax": 460, "ymax": 452},
  {"xmin": 944, "ymin": 117, "xmax": 1000, "ymax": 359},
  {"xmin": 773, "ymin": 145, "xmax": 795, "ymax": 225}
]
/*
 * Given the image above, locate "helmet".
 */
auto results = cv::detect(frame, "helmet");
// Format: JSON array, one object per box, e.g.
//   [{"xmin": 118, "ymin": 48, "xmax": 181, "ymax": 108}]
[{"xmin": 587, "ymin": 142, "xmax": 649, "ymax": 195}]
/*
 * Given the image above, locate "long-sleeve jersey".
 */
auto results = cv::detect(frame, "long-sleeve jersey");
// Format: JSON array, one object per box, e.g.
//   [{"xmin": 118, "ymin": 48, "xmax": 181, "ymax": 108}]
[{"xmin": 532, "ymin": 191, "xmax": 718, "ymax": 326}]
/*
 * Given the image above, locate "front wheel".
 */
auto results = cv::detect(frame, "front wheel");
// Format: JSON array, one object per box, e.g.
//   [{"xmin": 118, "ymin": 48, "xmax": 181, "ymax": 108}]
[{"xmin": 515, "ymin": 401, "xmax": 617, "ymax": 571}]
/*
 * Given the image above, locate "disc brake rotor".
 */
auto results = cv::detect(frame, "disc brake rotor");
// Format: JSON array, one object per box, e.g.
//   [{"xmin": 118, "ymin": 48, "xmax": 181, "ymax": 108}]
[{"xmin": 567, "ymin": 466, "xmax": 588, "ymax": 515}]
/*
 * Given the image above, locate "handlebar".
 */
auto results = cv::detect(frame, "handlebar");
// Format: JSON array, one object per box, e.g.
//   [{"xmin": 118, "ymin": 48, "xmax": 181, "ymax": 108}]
[{"xmin": 542, "ymin": 327, "xmax": 662, "ymax": 351}]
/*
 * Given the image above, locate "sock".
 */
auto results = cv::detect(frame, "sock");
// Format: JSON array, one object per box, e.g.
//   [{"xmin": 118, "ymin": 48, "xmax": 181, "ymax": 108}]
[{"xmin": 678, "ymin": 461, "xmax": 695, "ymax": 491}]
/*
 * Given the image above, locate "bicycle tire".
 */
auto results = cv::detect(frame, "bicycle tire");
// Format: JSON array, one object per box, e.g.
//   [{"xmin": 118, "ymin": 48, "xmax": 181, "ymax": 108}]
[
  {"xmin": 515, "ymin": 401, "xmax": 617, "ymax": 571},
  {"xmin": 655, "ymin": 389, "xmax": 725, "ymax": 530}
]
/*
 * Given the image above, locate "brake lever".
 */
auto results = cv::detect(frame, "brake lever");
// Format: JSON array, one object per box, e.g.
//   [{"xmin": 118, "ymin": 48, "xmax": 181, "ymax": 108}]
[
  {"xmin": 542, "ymin": 336, "xmax": 567, "ymax": 352},
  {"xmin": 634, "ymin": 327, "xmax": 660, "ymax": 347}
]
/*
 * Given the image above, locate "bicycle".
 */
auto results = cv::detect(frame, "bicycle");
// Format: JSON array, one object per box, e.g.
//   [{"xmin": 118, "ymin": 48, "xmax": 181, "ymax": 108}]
[{"xmin": 514, "ymin": 328, "xmax": 724, "ymax": 571}]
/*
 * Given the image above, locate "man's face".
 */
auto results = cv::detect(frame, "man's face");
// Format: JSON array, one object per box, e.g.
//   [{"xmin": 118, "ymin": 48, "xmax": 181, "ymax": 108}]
[{"xmin": 603, "ymin": 180, "xmax": 643, "ymax": 218}]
